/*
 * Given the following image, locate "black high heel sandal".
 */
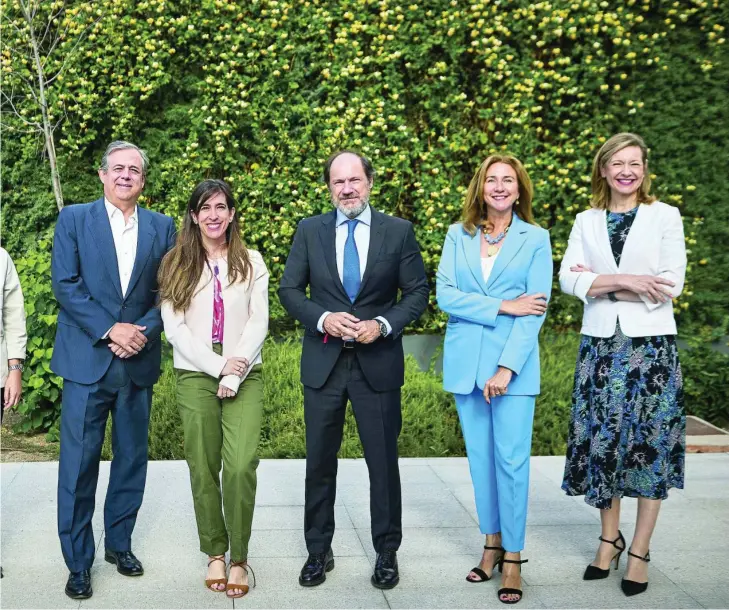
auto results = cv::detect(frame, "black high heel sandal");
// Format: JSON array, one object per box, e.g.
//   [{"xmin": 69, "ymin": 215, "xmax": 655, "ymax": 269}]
[
  {"xmin": 583, "ymin": 530, "xmax": 626, "ymax": 580},
  {"xmin": 465, "ymin": 545, "xmax": 505, "ymax": 583},
  {"xmin": 497, "ymin": 557, "xmax": 528, "ymax": 605},
  {"xmin": 621, "ymin": 548, "xmax": 650, "ymax": 597}
]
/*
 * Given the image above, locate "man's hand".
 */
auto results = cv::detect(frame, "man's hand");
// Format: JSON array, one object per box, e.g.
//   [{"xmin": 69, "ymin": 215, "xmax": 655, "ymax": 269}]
[
  {"xmin": 483, "ymin": 366, "xmax": 513, "ymax": 404},
  {"xmin": 354, "ymin": 320, "xmax": 381, "ymax": 344},
  {"xmin": 323, "ymin": 312, "xmax": 360, "ymax": 339},
  {"xmin": 109, "ymin": 323, "xmax": 148, "ymax": 354},
  {"xmin": 109, "ymin": 342, "xmax": 136, "ymax": 359},
  {"xmin": 221, "ymin": 357, "xmax": 250, "ymax": 377},
  {"xmin": 217, "ymin": 384, "xmax": 236, "ymax": 399},
  {"xmin": 3, "ymin": 369, "xmax": 22, "ymax": 409}
]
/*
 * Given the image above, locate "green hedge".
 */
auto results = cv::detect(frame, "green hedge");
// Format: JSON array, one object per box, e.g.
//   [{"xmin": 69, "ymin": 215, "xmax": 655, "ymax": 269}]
[{"xmin": 3, "ymin": 0, "xmax": 728, "ymax": 430}]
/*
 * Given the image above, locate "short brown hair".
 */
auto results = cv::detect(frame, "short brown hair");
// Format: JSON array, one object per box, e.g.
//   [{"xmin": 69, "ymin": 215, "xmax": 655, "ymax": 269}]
[
  {"xmin": 591, "ymin": 133, "xmax": 656, "ymax": 210},
  {"xmin": 461, "ymin": 154, "xmax": 535, "ymax": 236}
]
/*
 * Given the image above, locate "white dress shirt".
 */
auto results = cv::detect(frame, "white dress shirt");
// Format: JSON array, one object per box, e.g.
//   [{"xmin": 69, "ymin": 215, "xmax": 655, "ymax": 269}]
[
  {"xmin": 105, "ymin": 198, "xmax": 138, "ymax": 297},
  {"xmin": 480, "ymin": 250, "xmax": 500, "ymax": 283},
  {"xmin": 317, "ymin": 205, "xmax": 391, "ymax": 336}
]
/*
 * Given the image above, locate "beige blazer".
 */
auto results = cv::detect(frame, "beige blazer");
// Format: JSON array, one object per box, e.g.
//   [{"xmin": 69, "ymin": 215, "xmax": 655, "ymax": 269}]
[
  {"xmin": 161, "ymin": 250, "xmax": 269, "ymax": 393},
  {"xmin": 1, "ymin": 248, "xmax": 27, "ymax": 387},
  {"xmin": 559, "ymin": 201, "xmax": 686, "ymax": 338}
]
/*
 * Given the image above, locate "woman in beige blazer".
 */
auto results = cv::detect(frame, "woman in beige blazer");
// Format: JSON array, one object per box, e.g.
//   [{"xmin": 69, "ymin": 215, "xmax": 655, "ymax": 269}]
[
  {"xmin": 559, "ymin": 133, "xmax": 686, "ymax": 598},
  {"xmin": 159, "ymin": 179, "xmax": 268, "ymax": 598},
  {"xmin": 1, "ymin": 247, "xmax": 27, "ymax": 422}
]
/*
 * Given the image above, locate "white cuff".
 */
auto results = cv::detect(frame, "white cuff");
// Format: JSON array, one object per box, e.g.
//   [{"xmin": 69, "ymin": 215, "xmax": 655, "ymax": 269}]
[
  {"xmin": 317, "ymin": 311, "xmax": 332, "ymax": 333},
  {"xmin": 375, "ymin": 316, "xmax": 392, "ymax": 337}
]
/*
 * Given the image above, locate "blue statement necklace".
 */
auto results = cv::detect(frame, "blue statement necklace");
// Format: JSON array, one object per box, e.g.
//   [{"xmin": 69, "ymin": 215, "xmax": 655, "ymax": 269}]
[{"xmin": 483, "ymin": 224, "xmax": 510, "ymax": 257}]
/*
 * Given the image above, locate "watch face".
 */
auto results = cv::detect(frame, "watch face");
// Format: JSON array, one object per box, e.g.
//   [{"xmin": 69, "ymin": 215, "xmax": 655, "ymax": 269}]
[{"xmin": 378, "ymin": 322, "xmax": 387, "ymax": 335}]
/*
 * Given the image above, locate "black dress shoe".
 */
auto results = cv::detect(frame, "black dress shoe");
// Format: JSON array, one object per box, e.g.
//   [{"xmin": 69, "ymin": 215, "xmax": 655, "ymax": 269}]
[
  {"xmin": 371, "ymin": 550, "xmax": 399, "ymax": 589},
  {"xmin": 299, "ymin": 548, "xmax": 334, "ymax": 587},
  {"xmin": 65, "ymin": 569, "xmax": 92, "ymax": 599},
  {"xmin": 104, "ymin": 549, "xmax": 144, "ymax": 576}
]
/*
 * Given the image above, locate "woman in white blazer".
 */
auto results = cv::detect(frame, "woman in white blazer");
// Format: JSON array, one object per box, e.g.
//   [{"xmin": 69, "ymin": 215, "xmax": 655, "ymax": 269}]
[
  {"xmin": 159, "ymin": 179, "xmax": 268, "ymax": 599},
  {"xmin": 1, "ymin": 247, "xmax": 27, "ymax": 421},
  {"xmin": 559, "ymin": 133, "xmax": 686, "ymax": 598}
]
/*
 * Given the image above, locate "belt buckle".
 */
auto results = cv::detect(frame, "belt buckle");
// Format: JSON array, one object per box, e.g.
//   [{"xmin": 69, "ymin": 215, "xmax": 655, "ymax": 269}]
[{"xmin": 342, "ymin": 341, "xmax": 355, "ymax": 349}]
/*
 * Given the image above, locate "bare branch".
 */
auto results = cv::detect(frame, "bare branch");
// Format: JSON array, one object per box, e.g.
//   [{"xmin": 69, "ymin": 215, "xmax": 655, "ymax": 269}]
[{"xmin": 0, "ymin": 89, "xmax": 42, "ymax": 129}]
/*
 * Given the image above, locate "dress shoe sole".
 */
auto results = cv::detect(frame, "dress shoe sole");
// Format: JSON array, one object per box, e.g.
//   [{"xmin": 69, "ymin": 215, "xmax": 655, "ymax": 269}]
[
  {"xmin": 299, "ymin": 559, "xmax": 334, "ymax": 587},
  {"xmin": 104, "ymin": 553, "xmax": 144, "ymax": 576},
  {"xmin": 371, "ymin": 575, "xmax": 399, "ymax": 590},
  {"xmin": 65, "ymin": 587, "xmax": 93, "ymax": 600}
]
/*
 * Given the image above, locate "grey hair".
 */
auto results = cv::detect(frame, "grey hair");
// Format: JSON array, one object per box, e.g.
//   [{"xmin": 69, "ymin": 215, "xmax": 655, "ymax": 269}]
[{"xmin": 99, "ymin": 141, "xmax": 150, "ymax": 176}]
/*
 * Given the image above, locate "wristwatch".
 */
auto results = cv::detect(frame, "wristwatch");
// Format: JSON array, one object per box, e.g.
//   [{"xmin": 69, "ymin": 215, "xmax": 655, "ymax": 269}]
[
  {"xmin": 8, "ymin": 363, "xmax": 24, "ymax": 372},
  {"xmin": 377, "ymin": 320, "xmax": 388, "ymax": 337}
]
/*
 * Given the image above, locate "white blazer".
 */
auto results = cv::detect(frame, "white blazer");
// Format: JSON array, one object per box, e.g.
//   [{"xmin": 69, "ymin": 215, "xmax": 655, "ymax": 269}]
[
  {"xmin": 161, "ymin": 249, "xmax": 269, "ymax": 393},
  {"xmin": 1, "ymin": 248, "xmax": 27, "ymax": 387},
  {"xmin": 559, "ymin": 201, "xmax": 686, "ymax": 338}
]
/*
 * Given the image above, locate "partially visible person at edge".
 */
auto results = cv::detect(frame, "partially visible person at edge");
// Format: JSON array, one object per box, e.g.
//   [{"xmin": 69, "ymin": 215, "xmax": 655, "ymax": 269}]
[
  {"xmin": 278, "ymin": 151, "xmax": 429, "ymax": 591},
  {"xmin": 51, "ymin": 141, "xmax": 176, "ymax": 600},
  {"xmin": 1, "ymin": 246, "xmax": 28, "ymax": 580},
  {"xmin": 436, "ymin": 154, "xmax": 552, "ymax": 605},
  {"xmin": 560, "ymin": 132, "xmax": 686, "ymax": 597},
  {"xmin": 159, "ymin": 179, "xmax": 269, "ymax": 599}
]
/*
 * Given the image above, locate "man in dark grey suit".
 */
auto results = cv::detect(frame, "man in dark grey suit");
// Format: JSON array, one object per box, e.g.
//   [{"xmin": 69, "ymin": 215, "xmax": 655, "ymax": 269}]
[{"xmin": 279, "ymin": 150, "xmax": 429, "ymax": 590}]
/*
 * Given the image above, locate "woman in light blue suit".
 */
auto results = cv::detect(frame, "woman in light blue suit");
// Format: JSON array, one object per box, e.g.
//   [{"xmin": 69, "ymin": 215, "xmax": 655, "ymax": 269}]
[{"xmin": 436, "ymin": 154, "xmax": 552, "ymax": 605}]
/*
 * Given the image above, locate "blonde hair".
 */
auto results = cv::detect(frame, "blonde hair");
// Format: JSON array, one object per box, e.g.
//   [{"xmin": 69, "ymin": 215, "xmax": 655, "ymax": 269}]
[
  {"xmin": 591, "ymin": 132, "xmax": 656, "ymax": 210},
  {"xmin": 461, "ymin": 154, "xmax": 535, "ymax": 236}
]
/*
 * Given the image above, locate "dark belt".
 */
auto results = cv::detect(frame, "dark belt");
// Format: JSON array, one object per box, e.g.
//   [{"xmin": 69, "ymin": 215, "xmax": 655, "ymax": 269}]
[{"xmin": 342, "ymin": 341, "xmax": 356, "ymax": 349}]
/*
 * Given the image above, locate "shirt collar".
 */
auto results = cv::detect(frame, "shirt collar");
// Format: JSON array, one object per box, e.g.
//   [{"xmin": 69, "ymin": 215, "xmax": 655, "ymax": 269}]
[
  {"xmin": 335, "ymin": 204, "xmax": 371, "ymax": 228},
  {"xmin": 104, "ymin": 198, "xmax": 138, "ymax": 224}
]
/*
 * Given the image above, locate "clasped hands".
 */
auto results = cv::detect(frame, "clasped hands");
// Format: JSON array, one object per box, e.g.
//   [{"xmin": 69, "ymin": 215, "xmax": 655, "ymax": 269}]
[
  {"xmin": 323, "ymin": 312, "xmax": 381, "ymax": 344},
  {"xmin": 218, "ymin": 356, "xmax": 250, "ymax": 399},
  {"xmin": 570, "ymin": 264, "xmax": 675, "ymax": 304},
  {"xmin": 108, "ymin": 323, "xmax": 147, "ymax": 358}
]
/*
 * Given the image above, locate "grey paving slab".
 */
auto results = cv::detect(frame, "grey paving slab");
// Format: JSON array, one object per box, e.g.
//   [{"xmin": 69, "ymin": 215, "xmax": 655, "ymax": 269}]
[
  {"xmin": 0, "ymin": 462, "xmax": 22, "ymax": 498},
  {"xmin": 530, "ymin": 582, "xmax": 701, "ymax": 609},
  {"xmin": 678, "ymin": 584, "xmax": 729, "ymax": 609},
  {"xmin": 1, "ymin": 456, "xmax": 727, "ymax": 609},
  {"xmin": 384, "ymin": 585, "xmax": 546, "ymax": 609}
]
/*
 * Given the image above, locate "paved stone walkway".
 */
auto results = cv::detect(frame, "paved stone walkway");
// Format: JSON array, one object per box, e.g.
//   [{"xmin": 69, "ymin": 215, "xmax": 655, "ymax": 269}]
[{"xmin": 1, "ymin": 455, "xmax": 728, "ymax": 609}]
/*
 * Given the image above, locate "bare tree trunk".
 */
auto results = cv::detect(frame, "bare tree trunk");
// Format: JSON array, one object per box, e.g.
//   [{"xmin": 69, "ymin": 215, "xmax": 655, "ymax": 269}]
[{"xmin": 23, "ymin": 0, "xmax": 64, "ymax": 211}]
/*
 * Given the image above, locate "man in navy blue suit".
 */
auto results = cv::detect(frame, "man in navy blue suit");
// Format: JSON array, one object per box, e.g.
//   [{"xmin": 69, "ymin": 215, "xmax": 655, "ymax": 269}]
[{"xmin": 51, "ymin": 141, "xmax": 176, "ymax": 599}]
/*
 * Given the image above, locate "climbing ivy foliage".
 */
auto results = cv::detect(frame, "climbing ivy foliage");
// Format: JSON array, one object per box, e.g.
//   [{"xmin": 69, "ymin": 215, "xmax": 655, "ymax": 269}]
[{"xmin": 1, "ymin": 0, "xmax": 728, "ymax": 427}]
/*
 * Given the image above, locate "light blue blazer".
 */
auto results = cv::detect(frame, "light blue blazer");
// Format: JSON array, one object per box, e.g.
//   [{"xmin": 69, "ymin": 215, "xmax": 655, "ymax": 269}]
[{"xmin": 436, "ymin": 215, "xmax": 552, "ymax": 396}]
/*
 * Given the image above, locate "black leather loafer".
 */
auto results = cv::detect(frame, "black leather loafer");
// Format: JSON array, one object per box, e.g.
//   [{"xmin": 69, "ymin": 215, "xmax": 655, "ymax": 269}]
[
  {"xmin": 65, "ymin": 569, "xmax": 92, "ymax": 599},
  {"xmin": 104, "ymin": 549, "xmax": 144, "ymax": 576},
  {"xmin": 299, "ymin": 548, "xmax": 334, "ymax": 587},
  {"xmin": 372, "ymin": 550, "xmax": 399, "ymax": 589}
]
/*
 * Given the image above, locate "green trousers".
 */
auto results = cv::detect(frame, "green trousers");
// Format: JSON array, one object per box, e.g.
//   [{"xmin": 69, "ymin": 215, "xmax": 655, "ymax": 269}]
[{"xmin": 176, "ymin": 358, "xmax": 263, "ymax": 562}]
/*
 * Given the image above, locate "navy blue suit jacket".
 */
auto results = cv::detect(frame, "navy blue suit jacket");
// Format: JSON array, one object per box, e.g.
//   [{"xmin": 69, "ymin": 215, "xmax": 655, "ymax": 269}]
[{"xmin": 51, "ymin": 198, "xmax": 176, "ymax": 387}]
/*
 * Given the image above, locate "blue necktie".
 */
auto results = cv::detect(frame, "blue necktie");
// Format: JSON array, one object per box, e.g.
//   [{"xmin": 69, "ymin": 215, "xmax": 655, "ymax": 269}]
[{"xmin": 342, "ymin": 219, "xmax": 361, "ymax": 303}]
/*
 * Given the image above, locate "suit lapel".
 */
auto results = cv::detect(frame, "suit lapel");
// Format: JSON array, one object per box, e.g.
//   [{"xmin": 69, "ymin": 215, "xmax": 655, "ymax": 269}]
[
  {"xmin": 617, "ymin": 204, "xmax": 645, "ymax": 271},
  {"xmin": 486, "ymin": 215, "xmax": 528, "ymax": 290},
  {"xmin": 593, "ymin": 209, "xmax": 619, "ymax": 273},
  {"xmin": 126, "ymin": 207, "xmax": 156, "ymax": 297},
  {"xmin": 89, "ymin": 199, "xmax": 123, "ymax": 300},
  {"xmin": 318, "ymin": 211, "xmax": 349, "ymax": 301},
  {"xmin": 462, "ymin": 227, "xmax": 490, "ymax": 294},
  {"xmin": 357, "ymin": 208, "xmax": 386, "ymax": 298}
]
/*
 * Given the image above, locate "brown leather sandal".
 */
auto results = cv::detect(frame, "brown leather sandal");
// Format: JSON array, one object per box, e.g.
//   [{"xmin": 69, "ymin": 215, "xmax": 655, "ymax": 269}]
[
  {"xmin": 205, "ymin": 555, "xmax": 227, "ymax": 592},
  {"xmin": 226, "ymin": 561, "xmax": 256, "ymax": 598}
]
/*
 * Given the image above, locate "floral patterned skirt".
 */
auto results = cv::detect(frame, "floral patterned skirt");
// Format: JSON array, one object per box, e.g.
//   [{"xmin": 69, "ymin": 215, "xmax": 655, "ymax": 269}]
[{"xmin": 561, "ymin": 323, "xmax": 685, "ymax": 509}]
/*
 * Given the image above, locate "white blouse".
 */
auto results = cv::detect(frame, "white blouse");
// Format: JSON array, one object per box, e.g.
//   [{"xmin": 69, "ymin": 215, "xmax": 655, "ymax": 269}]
[{"xmin": 480, "ymin": 250, "xmax": 500, "ymax": 283}]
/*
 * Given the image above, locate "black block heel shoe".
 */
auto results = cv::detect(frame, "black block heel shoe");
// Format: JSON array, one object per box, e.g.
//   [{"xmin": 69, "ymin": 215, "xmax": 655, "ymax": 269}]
[
  {"xmin": 466, "ymin": 545, "xmax": 505, "ymax": 583},
  {"xmin": 583, "ymin": 530, "xmax": 626, "ymax": 580},
  {"xmin": 621, "ymin": 548, "xmax": 650, "ymax": 597},
  {"xmin": 497, "ymin": 558, "xmax": 528, "ymax": 605}
]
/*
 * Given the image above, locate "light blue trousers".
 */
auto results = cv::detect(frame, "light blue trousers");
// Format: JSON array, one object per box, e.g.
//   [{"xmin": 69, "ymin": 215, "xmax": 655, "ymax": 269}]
[{"xmin": 455, "ymin": 388, "xmax": 535, "ymax": 552}]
